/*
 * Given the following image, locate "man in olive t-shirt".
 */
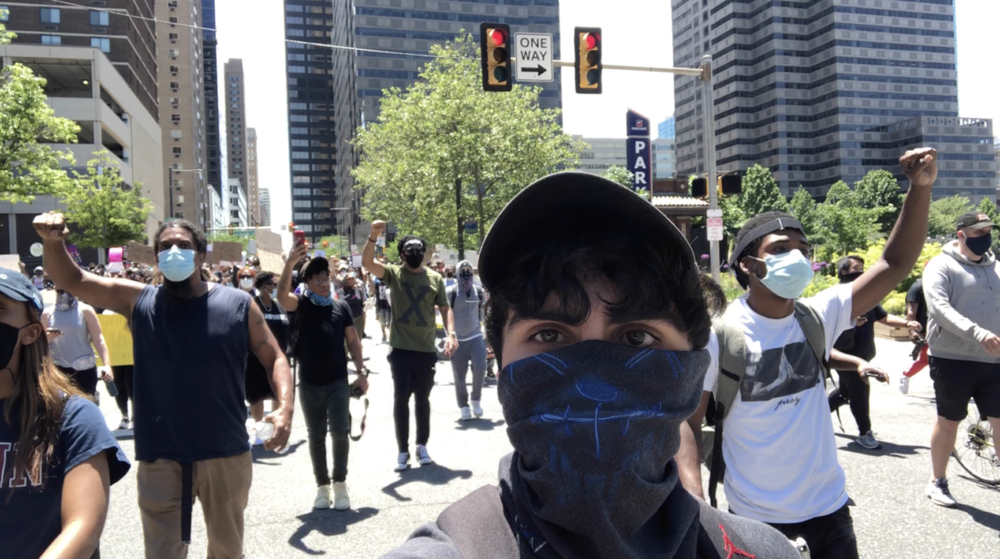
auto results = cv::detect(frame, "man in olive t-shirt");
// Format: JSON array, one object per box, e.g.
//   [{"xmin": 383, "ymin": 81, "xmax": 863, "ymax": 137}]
[{"xmin": 363, "ymin": 221, "xmax": 456, "ymax": 472}]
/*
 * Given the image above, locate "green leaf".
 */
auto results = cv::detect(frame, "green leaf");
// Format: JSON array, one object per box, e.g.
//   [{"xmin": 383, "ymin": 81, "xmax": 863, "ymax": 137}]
[{"xmin": 62, "ymin": 152, "xmax": 151, "ymax": 249}]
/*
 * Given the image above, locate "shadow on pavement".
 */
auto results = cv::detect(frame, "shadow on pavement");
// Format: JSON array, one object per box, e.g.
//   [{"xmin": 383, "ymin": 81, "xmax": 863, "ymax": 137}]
[
  {"xmin": 454, "ymin": 419, "xmax": 505, "ymax": 432},
  {"xmin": 382, "ymin": 464, "xmax": 473, "ymax": 502},
  {"xmin": 835, "ymin": 434, "xmax": 929, "ymax": 458},
  {"xmin": 288, "ymin": 506, "xmax": 380, "ymax": 555},
  {"xmin": 112, "ymin": 429, "xmax": 134, "ymax": 441},
  {"xmin": 252, "ymin": 439, "xmax": 307, "ymax": 464},
  {"xmin": 956, "ymin": 503, "xmax": 1000, "ymax": 533}
]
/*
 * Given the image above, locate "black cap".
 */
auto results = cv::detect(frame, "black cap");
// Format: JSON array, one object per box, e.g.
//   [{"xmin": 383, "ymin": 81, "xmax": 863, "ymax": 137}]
[
  {"xmin": 479, "ymin": 172, "xmax": 695, "ymax": 290},
  {"xmin": 957, "ymin": 211, "xmax": 994, "ymax": 231},
  {"xmin": 0, "ymin": 267, "xmax": 43, "ymax": 313}
]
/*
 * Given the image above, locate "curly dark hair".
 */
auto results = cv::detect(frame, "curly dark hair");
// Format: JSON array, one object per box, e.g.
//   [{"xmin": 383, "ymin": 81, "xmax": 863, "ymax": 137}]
[
  {"xmin": 302, "ymin": 257, "xmax": 330, "ymax": 282},
  {"xmin": 732, "ymin": 210, "xmax": 796, "ymax": 289},
  {"xmin": 153, "ymin": 219, "xmax": 208, "ymax": 254},
  {"xmin": 396, "ymin": 235, "xmax": 428, "ymax": 255},
  {"xmin": 255, "ymin": 271, "xmax": 276, "ymax": 290},
  {"xmin": 483, "ymin": 228, "xmax": 710, "ymax": 366}
]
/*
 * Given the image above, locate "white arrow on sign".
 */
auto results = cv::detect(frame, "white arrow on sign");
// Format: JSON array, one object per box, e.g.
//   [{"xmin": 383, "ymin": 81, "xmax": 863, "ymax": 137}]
[{"xmin": 514, "ymin": 33, "xmax": 554, "ymax": 83}]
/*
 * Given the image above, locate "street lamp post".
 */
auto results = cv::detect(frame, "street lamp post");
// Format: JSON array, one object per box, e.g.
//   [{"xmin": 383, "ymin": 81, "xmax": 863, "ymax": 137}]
[{"xmin": 168, "ymin": 167, "xmax": 203, "ymax": 221}]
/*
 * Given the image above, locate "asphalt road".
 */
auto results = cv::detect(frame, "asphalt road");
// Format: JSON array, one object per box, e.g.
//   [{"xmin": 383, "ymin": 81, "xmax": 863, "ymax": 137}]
[{"xmin": 93, "ymin": 327, "xmax": 999, "ymax": 558}]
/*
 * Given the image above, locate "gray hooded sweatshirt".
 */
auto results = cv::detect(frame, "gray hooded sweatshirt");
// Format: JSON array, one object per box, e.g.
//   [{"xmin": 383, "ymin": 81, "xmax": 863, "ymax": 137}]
[{"xmin": 924, "ymin": 241, "xmax": 1000, "ymax": 363}]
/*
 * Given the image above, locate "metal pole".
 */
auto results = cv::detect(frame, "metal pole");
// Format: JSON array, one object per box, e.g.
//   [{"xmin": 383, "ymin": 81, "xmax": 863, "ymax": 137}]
[
  {"xmin": 700, "ymin": 54, "xmax": 719, "ymax": 282},
  {"xmin": 168, "ymin": 167, "xmax": 174, "ymax": 221}
]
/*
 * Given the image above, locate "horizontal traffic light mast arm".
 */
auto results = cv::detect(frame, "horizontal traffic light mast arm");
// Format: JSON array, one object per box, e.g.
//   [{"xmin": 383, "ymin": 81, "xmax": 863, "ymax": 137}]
[{"xmin": 515, "ymin": 58, "xmax": 704, "ymax": 76}]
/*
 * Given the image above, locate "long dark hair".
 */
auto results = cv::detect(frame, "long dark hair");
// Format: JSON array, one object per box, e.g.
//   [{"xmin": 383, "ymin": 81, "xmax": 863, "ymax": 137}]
[{"xmin": 4, "ymin": 304, "xmax": 82, "ymax": 494}]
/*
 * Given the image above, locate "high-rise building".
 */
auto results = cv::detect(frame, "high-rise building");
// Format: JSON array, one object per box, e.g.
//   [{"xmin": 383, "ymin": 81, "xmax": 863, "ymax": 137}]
[
  {"xmin": 224, "ymin": 59, "xmax": 248, "ymax": 200},
  {"xmin": 283, "ymin": 0, "xmax": 337, "ymax": 243},
  {"xmin": 575, "ymin": 137, "xmax": 628, "ymax": 177},
  {"xmin": 658, "ymin": 117, "xmax": 676, "ymax": 140},
  {"xmin": 329, "ymin": 0, "xmax": 563, "ymax": 245},
  {"xmin": 653, "ymin": 138, "xmax": 677, "ymax": 180},
  {"xmin": 227, "ymin": 179, "xmax": 247, "ymax": 227},
  {"xmin": 157, "ymin": 0, "xmax": 210, "ymax": 226},
  {"xmin": 2, "ymin": 1, "xmax": 158, "ymax": 119},
  {"xmin": 202, "ymin": 0, "xmax": 223, "ymax": 206},
  {"xmin": 259, "ymin": 188, "xmax": 271, "ymax": 227},
  {"xmin": 672, "ymin": 0, "xmax": 996, "ymax": 203},
  {"xmin": 246, "ymin": 127, "xmax": 260, "ymax": 225},
  {"xmin": 0, "ymin": 45, "xmax": 163, "ymax": 264}
]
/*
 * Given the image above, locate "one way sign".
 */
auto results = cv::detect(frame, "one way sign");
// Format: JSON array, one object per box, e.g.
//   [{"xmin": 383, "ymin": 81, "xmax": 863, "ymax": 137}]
[{"xmin": 514, "ymin": 33, "xmax": 554, "ymax": 82}]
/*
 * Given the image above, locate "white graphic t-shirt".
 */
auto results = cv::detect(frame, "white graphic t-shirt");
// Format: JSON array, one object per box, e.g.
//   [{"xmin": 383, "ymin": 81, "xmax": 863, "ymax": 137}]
[{"xmin": 704, "ymin": 284, "xmax": 854, "ymax": 524}]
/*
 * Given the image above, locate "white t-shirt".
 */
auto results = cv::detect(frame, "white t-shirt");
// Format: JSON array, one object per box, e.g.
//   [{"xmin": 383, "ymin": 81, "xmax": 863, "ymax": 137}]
[{"xmin": 703, "ymin": 284, "xmax": 854, "ymax": 524}]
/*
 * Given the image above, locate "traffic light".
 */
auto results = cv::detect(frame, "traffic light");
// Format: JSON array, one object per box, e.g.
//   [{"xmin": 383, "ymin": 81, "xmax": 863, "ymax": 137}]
[
  {"xmin": 480, "ymin": 23, "xmax": 511, "ymax": 92},
  {"xmin": 721, "ymin": 174, "xmax": 743, "ymax": 196},
  {"xmin": 574, "ymin": 27, "xmax": 602, "ymax": 94},
  {"xmin": 691, "ymin": 177, "xmax": 708, "ymax": 199}
]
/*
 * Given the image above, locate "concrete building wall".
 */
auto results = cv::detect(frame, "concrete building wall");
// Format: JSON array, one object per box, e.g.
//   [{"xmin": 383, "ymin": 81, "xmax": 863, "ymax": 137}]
[
  {"xmin": 259, "ymin": 188, "xmax": 271, "ymax": 227},
  {"xmin": 576, "ymin": 137, "xmax": 627, "ymax": 176},
  {"xmin": 653, "ymin": 138, "xmax": 677, "ymax": 180},
  {"xmin": 227, "ymin": 178, "xmax": 247, "ymax": 227},
  {"xmin": 224, "ymin": 59, "xmax": 248, "ymax": 200},
  {"xmin": 157, "ymin": 0, "xmax": 209, "ymax": 227},
  {"xmin": 246, "ymin": 127, "xmax": 260, "ymax": 225}
]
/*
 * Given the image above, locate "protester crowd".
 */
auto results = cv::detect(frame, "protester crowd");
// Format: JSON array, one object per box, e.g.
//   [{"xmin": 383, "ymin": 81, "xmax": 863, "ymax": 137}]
[{"xmin": 2, "ymin": 147, "xmax": 998, "ymax": 558}]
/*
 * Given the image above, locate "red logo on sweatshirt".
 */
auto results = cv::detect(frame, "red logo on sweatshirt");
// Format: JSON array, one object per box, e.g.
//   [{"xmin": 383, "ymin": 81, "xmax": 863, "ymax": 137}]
[{"xmin": 720, "ymin": 525, "xmax": 756, "ymax": 559}]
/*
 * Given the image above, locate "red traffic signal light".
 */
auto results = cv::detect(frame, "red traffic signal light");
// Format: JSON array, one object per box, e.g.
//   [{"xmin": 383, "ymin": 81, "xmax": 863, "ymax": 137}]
[
  {"xmin": 574, "ymin": 27, "xmax": 602, "ymax": 94},
  {"xmin": 480, "ymin": 23, "xmax": 511, "ymax": 92}
]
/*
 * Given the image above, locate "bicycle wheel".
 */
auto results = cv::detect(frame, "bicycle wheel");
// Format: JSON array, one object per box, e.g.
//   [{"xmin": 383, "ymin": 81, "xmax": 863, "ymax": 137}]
[{"xmin": 952, "ymin": 400, "xmax": 1000, "ymax": 486}]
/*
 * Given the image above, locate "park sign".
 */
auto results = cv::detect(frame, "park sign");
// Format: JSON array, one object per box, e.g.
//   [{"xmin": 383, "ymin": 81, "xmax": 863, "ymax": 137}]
[
  {"xmin": 626, "ymin": 109, "xmax": 651, "ymax": 191},
  {"xmin": 514, "ymin": 33, "xmax": 554, "ymax": 82}
]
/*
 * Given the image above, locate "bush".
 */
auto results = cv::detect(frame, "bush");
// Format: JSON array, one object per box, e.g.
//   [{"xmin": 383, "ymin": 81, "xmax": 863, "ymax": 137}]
[{"xmin": 882, "ymin": 291, "xmax": 907, "ymax": 315}]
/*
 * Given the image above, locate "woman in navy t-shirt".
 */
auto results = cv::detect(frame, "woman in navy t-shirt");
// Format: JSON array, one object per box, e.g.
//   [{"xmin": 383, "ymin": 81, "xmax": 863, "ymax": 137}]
[{"xmin": 0, "ymin": 269, "xmax": 130, "ymax": 559}]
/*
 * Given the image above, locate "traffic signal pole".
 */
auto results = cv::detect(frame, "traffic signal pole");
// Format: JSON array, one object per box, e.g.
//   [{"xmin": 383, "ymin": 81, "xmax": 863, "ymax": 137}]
[{"xmin": 523, "ymin": 57, "xmax": 719, "ymax": 280}]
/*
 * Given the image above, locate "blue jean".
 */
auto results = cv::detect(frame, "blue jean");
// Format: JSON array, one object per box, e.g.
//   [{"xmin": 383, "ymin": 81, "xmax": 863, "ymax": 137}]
[{"xmin": 299, "ymin": 379, "xmax": 351, "ymax": 485}]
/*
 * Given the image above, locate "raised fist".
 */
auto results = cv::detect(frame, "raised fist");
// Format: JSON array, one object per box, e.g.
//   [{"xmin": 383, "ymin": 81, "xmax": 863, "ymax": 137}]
[
  {"xmin": 900, "ymin": 147, "xmax": 938, "ymax": 189},
  {"xmin": 33, "ymin": 212, "xmax": 71, "ymax": 242},
  {"xmin": 370, "ymin": 220, "xmax": 387, "ymax": 236}
]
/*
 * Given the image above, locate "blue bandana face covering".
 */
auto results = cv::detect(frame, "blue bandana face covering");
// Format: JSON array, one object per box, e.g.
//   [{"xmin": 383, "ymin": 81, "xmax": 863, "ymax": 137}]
[
  {"xmin": 305, "ymin": 288, "xmax": 332, "ymax": 307},
  {"xmin": 497, "ymin": 340, "xmax": 709, "ymax": 554}
]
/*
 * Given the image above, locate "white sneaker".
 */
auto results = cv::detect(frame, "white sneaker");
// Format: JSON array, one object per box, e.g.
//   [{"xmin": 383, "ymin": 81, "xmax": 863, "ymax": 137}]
[
  {"xmin": 252, "ymin": 436, "xmax": 265, "ymax": 446},
  {"xmin": 471, "ymin": 400, "xmax": 483, "ymax": 418},
  {"xmin": 926, "ymin": 478, "xmax": 957, "ymax": 507},
  {"xmin": 899, "ymin": 376, "xmax": 910, "ymax": 395},
  {"xmin": 127, "ymin": 420, "xmax": 134, "ymax": 430},
  {"xmin": 856, "ymin": 431, "xmax": 881, "ymax": 450},
  {"xmin": 395, "ymin": 452, "xmax": 410, "ymax": 472},
  {"xmin": 118, "ymin": 418, "xmax": 130, "ymax": 430},
  {"xmin": 416, "ymin": 444, "xmax": 433, "ymax": 465},
  {"xmin": 460, "ymin": 406, "xmax": 473, "ymax": 421},
  {"xmin": 313, "ymin": 485, "xmax": 331, "ymax": 510},
  {"xmin": 333, "ymin": 482, "xmax": 350, "ymax": 510}
]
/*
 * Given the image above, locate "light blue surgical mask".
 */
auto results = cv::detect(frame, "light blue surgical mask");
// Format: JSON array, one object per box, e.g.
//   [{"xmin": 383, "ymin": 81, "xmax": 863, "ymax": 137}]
[
  {"xmin": 751, "ymin": 249, "xmax": 814, "ymax": 299},
  {"xmin": 158, "ymin": 245, "xmax": 197, "ymax": 283},
  {"xmin": 269, "ymin": 289, "xmax": 278, "ymax": 300}
]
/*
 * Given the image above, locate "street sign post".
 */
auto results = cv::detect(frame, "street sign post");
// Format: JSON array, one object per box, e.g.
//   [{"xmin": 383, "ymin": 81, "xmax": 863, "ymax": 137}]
[{"xmin": 514, "ymin": 33, "xmax": 553, "ymax": 82}]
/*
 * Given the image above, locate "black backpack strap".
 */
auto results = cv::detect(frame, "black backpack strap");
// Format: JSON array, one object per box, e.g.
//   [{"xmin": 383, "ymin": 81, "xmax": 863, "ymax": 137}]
[
  {"xmin": 437, "ymin": 486, "xmax": 519, "ymax": 559},
  {"xmin": 793, "ymin": 301, "xmax": 829, "ymax": 377}
]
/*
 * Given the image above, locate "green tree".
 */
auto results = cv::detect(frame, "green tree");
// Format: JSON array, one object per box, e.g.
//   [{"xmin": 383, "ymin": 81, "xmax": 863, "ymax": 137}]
[
  {"xmin": 353, "ymin": 34, "xmax": 582, "ymax": 258},
  {"xmin": 927, "ymin": 195, "xmax": 972, "ymax": 238},
  {"xmin": 603, "ymin": 166, "xmax": 633, "ymax": 188},
  {"xmin": 317, "ymin": 234, "xmax": 351, "ymax": 257},
  {"xmin": 814, "ymin": 180, "xmax": 883, "ymax": 257},
  {"xmin": 737, "ymin": 164, "xmax": 788, "ymax": 217},
  {"xmin": 854, "ymin": 169, "xmax": 903, "ymax": 231},
  {"xmin": 207, "ymin": 232, "xmax": 251, "ymax": 252},
  {"xmin": 788, "ymin": 186, "xmax": 825, "ymax": 248},
  {"xmin": 0, "ymin": 18, "xmax": 79, "ymax": 203},
  {"xmin": 63, "ymin": 152, "xmax": 151, "ymax": 250}
]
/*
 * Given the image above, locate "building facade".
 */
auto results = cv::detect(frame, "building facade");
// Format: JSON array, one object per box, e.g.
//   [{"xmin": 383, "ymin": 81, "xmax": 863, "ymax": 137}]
[
  {"xmin": 227, "ymin": 178, "xmax": 247, "ymax": 227},
  {"xmin": 658, "ymin": 116, "xmax": 675, "ymax": 140},
  {"xmin": 653, "ymin": 138, "xmax": 677, "ymax": 180},
  {"xmin": 575, "ymin": 137, "xmax": 627, "ymax": 176},
  {"xmin": 223, "ymin": 59, "xmax": 248, "ymax": 198},
  {"xmin": 328, "ymin": 0, "xmax": 563, "ymax": 245},
  {"xmin": 157, "ymin": 0, "xmax": 209, "ymax": 226},
  {"xmin": 283, "ymin": 0, "xmax": 337, "ymax": 243},
  {"xmin": 259, "ymin": 187, "xmax": 271, "ymax": 227},
  {"xmin": 0, "ymin": 45, "xmax": 163, "ymax": 265},
  {"xmin": 1, "ymin": 1, "xmax": 158, "ymax": 119},
  {"xmin": 201, "ymin": 0, "xmax": 223, "ymax": 204},
  {"xmin": 672, "ymin": 0, "xmax": 994, "ymax": 201},
  {"xmin": 246, "ymin": 127, "xmax": 260, "ymax": 225}
]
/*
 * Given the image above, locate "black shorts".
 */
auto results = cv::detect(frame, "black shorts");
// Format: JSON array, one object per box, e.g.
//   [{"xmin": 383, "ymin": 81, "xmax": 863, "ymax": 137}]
[{"xmin": 928, "ymin": 356, "xmax": 1000, "ymax": 421}]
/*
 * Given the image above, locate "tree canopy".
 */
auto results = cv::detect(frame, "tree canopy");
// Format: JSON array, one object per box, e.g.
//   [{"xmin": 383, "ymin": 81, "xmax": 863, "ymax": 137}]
[
  {"xmin": 738, "ymin": 164, "xmax": 788, "ymax": 216},
  {"xmin": 63, "ymin": 152, "xmax": 151, "ymax": 249},
  {"xmin": 603, "ymin": 166, "xmax": 633, "ymax": 189},
  {"xmin": 854, "ymin": 169, "xmax": 903, "ymax": 231},
  {"xmin": 928, "ymin": 195, "xmax": 972, "ymax": 238},
  {"xmin": 352, "ymin": 34, "xmax": 582, "ymax": 257}
]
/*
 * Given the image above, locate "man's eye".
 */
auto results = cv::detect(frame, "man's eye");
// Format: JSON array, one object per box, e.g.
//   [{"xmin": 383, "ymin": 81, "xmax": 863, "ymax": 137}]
[
  {"xmin": 622, "ymin": 330, "xmax": 657, "ymax": 347},
  {"xmin": 530, "ymin": 330, "xmax": 565, "ymax": 344}
]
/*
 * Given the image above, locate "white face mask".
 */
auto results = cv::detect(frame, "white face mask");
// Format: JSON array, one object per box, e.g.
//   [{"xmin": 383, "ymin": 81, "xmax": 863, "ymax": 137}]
[{"xmin": 239, "ymin": 278, "xmax": 254, "ymax": 290}]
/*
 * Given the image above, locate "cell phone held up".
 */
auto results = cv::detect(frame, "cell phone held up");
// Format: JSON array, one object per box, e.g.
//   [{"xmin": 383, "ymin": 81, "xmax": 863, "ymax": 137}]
[{"xmin": 293, "ymin": 230, "xmax": 306, "ymax": 246}]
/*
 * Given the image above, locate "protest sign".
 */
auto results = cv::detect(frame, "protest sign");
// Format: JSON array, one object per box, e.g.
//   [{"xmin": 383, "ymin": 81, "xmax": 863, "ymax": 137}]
[
  {"xmin": 95, "ymin": 313, "xmax": 133, "ymax": 366},
  {"xmin": 127, "ymin": 241, "xmax": 157, "ymax": 266},
  {"xmin": 258, "ymin": 251, "xmax": 284, "ymax": 274},
  {"xmin": 256, "ymin": 229, "xmax": 282, "ymax": 254},
  {"xmin": 0, "ymin": 254, "xmax": 20, "ymax": 270},
  {"xmin": 208, "ymin": 242, "xmax": 243, "ymax": 264}
]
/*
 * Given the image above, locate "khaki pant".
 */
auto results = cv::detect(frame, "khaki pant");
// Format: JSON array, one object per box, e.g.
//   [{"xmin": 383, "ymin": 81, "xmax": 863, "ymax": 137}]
[{"xmin": 137, "ymin": 452, "xmax": 252, "ymax": 559}]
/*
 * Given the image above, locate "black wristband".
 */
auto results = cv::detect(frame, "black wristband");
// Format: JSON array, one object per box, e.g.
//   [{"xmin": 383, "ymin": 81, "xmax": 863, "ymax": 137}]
[{"xmin": 368, "ymin": 236, "xmax": 378, "ymax": 243}]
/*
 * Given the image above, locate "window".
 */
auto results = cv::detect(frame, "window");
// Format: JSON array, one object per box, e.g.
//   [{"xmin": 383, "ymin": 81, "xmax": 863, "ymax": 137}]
[
  {"xmin": 171, "ymin": 130, "xmax": 183, "ymax": 139},
  {"xmin": 170, "ymin": 81, "xmax": 180, "ymax": 91},
  {"xmin": 177, "ymin": 195, "xmax": 185, "ymax": 204},
  {"xmin": 40, "ymin": 35, "xmax": 61, "ymax": 45},
  {"xmin": 40, "ymin": 8, "xmax": 60, "ymax": 24},
  {"xmin": 288, "ymin": 66, "xmax": 305, "ymax": 74},
  {"xmin": 288, "ymin": 102, "xmax": 307, "ymax": 110},
  {"xmin": 174, "ymin": 212, "xmax": 185, "ymax": 219},
  {"xmin": 169, "ymin": 16, "xmax": 178, "ymax": 26},
  {"xmin": 91, "ymin": 38, "xmax": 110, "ymax": 53},
  {"xmin": 0, "ymin": 7, "xmax": 7, "ymax": 22},
  {"xmin": 169, "ymin": 49, "xmax": 179, "ymax": 58},
  {"xmin": 170, "ymin": 97, "xmax": 180, "ymax": 108},
  {"xmin": 291, "ymin": 151, "xmax": 309, "ymax": 159},
  {"xmin": 293, "ymin": 212, "xmax": 311, "ymax": 220},
  {"xmin": 89, "ymin": 10, "xmax": 109, "ymax": 26},
  {"xmin": 171, "ymin": 114, "xmax": 181, "ymax": 124},
  {"xmin": 168, "ymin": 0, "xmax": 178, "ymax": 7},
  {"xmin": 231, "ymin": 210, "xmax": 240, "ymax": 218},
  {"xmin": 169, "ymin": 32, "xmax": 179, "ymax": 42},
  {"xmin": 172, "ymin": 147, "xmax": 182, "ymax": 156},
  {"xmin": 169, "ymin": 65, "xmax": 179, "ymax": 75}
]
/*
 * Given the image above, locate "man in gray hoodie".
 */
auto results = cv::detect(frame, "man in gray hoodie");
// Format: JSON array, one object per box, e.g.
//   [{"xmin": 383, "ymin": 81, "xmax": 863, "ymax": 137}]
[
  {"xmin": 923, "ymin": 211, "xmax": 1000, "ymax": 507},
  {"xmin": 447, "ymin": 260, "xmax": 488, "ymax": 421}
]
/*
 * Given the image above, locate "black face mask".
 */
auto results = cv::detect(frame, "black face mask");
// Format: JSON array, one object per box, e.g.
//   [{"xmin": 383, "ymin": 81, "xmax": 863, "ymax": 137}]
[
  {"xmin": 403, "ymin": 252, "xmax": 424, "ymax": 269},
  {"xmin": 840, "ymin": 271, "xmax": 863, "ymax": 284},
  {"xmin": 459, "ymin": 271, "xmax": 473, "ymax": 281},
  {"xmin": 963, "ymin": 233, "xmax": 992, "ymax": 257},
  {"xmin": 0, "ymin": 322, "xmax": 29, "ymax": 376}
]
